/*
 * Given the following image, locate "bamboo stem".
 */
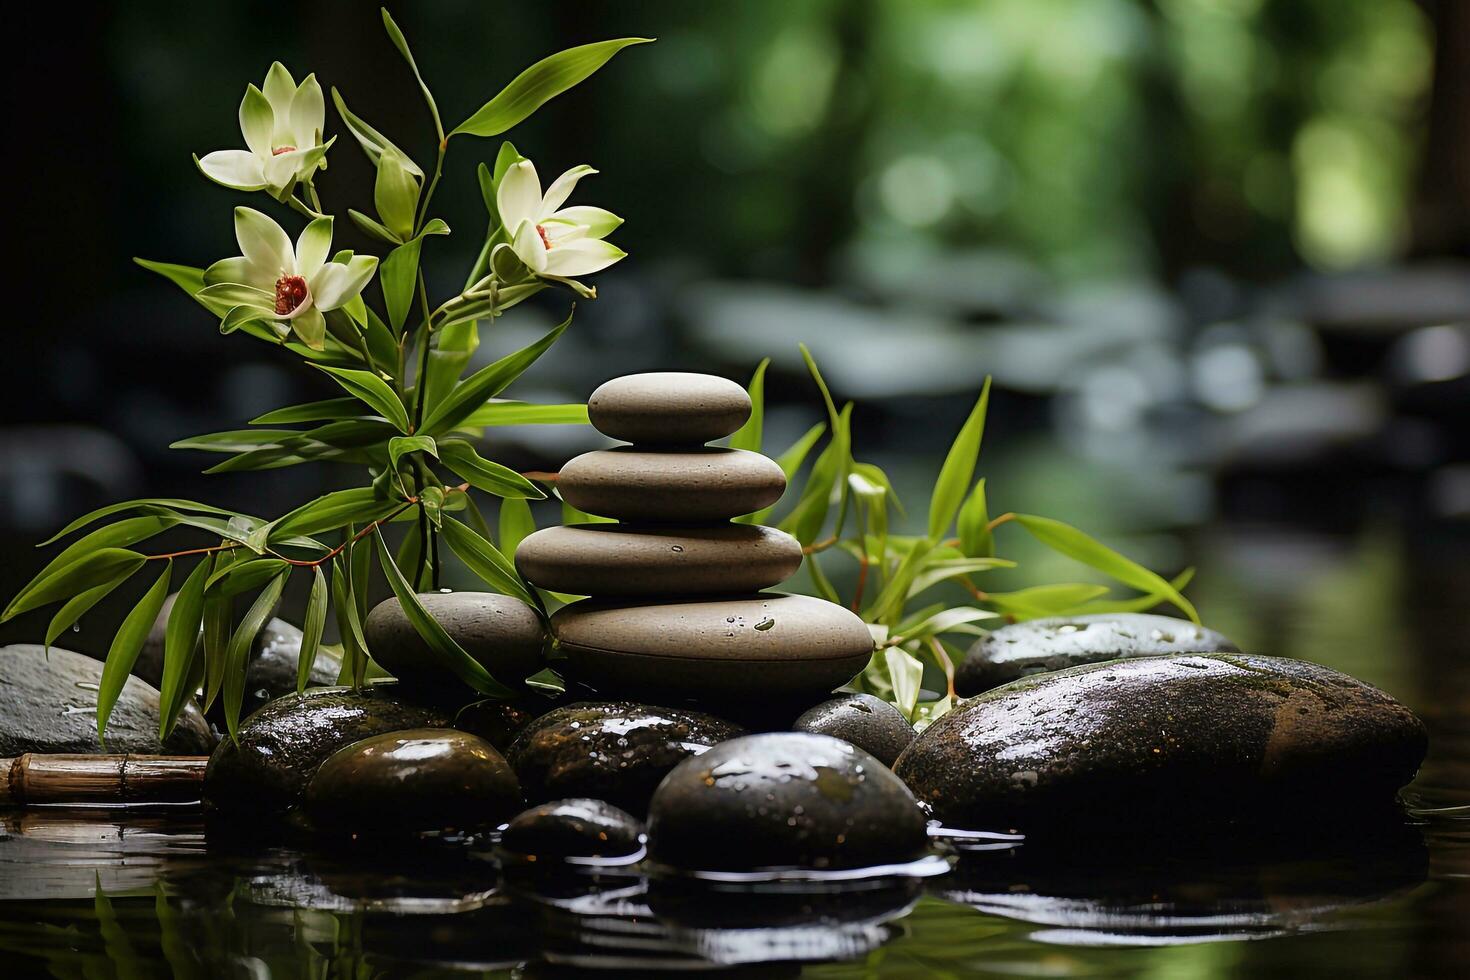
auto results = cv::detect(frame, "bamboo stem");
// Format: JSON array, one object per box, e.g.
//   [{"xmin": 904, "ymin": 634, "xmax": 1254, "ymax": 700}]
[{"xmin": 0, "ymin": 754, "xmax": 208, "ymax": 807}]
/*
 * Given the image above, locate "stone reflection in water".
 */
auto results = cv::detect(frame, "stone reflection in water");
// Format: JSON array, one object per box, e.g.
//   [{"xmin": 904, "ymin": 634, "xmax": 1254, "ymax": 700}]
[{"xmin": 940, "ymin": 821, "xmax": 1429, "ymax": 945}]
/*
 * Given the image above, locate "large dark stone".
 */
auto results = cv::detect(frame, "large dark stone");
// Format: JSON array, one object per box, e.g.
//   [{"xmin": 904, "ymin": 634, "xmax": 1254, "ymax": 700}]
[
  {"xmin": 956, "ymin": 613, "xmax": 1239, "ymax": 695},
  {"xmin": 897, "ymin": 654, "xmax": 1429, "ymax": 831},
  {"xmin": 304, "ymin": 728, "xmax": 521, "ymax": 833},
  {"xmin": 364, "ymin": 592, "xmax": 546, "ymax": 693},
  {"xmin": 202, "ymin": 684, "xmax": 454, "ymax": 816},
  {"xmin": 646, "ymin": 732, "xmax": 930, "ymax": 872},
  {"xmin": 0, "ymin": 644, "xmax": 214, "ymax": 756},
  {"xmin": 505, "ymin": 701, "xmax": 745, "ymax": 815},
  {"xmin": 792, "ymin": 694, "xmax": 915, "ymax": 767},
  {"xmin": 499, "ymin": 798, "xmax": 645, "ymax": 860}
]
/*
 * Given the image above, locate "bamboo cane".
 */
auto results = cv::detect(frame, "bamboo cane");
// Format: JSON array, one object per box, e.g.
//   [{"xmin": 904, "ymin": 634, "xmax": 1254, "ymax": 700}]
[{"xmin": 0, "ymin": 754, "xmax": 208, "ymax": 806}]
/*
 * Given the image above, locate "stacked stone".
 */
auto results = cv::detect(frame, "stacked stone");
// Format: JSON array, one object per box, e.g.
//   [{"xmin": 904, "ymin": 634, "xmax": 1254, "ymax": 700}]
[{"xmin": 515, "ymin": 372, "xmax": 874, "ymax": 705}]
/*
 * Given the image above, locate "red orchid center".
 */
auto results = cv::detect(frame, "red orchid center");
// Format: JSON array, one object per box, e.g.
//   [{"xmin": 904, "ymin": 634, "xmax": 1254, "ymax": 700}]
[
  {"xmin": 274, "ymin": 275, "xmax": 308, "ymax": 315},
  {"xmin": 537, "ymin": 224, "xmax": 554, "ymax": 250},
  {"xmin": 272, "ymin": 145, "xmax": 296, "ymax": 156}
]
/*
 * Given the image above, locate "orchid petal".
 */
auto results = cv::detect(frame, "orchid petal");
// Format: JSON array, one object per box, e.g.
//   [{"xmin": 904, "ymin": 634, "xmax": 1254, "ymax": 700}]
[
  {"xmin": 542, "ymin": 237, "xmax": 626, "ymax": 277},
  {"xmin": 547, "ymin": 206, "xmax": 622, "ymax": 238},
  {"xmin": 289, "ymin": 74, "xmax": 325, "ymax": 150},
  {"xmin": 239, "ymin": 85, "xmax": 274, "ymax": 158},
  {"xmin": 263, "ymin": 62, "xmax": 296, "ymax": 113},
  {"xmin": 312, "ymin": 255, "xmax": 378, "ymax": 310},
  {"xmin": 540, "ymin": 222, "xmax": 591, "ymax": 247},
  {"xmin": 541, "ymin": 165, "xmax": 596, "ymax": 215},
  {"xmin": 263, "ymin": 146, "xmax": 307, "ymax": 191},
  {"xmin": 295, "ymin": 217, "xmax": 333, "ymax": 279},
  {"xmin": 203, "ymin": 256, "xmax": 255, "ymax": 288},
  {"xmin": 292, "ymin": 306, "xmax": 327, "ymax": 350},
  {"xmin": 197, "ymin": 150, "xmax": 266, "ymax": 191},
  {"xmin": 497, "ymin": 160, "xmax": 543, "ymax": 232},
  {"xmin": 197, "ymin": 282, "xmax": 276, "ymax": 311},
  {"xmin": 234, "ymin": 207, "xmax": 296, "ymax": 281},
  {"xmin": 511, "ymin": 220, "xmax": 549, "ymax": 274}
]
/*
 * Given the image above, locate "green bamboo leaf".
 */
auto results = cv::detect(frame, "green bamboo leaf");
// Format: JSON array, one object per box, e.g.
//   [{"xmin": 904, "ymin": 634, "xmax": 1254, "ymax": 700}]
[
  {"xmin": 272, "ymin": 488, "xmax": 401, "ymax": 540},
  {"xmin": 957, "ymin": 478, "xmax": 993, "ymax": 557},
  {"xmin": 134, "ymin": 258, "xmax": 232, "ymax": 317},
  {"xmin": 928, "ymin": 378, "xmax": 991, "ymax": 541},
  {"xmin": 97, "ymin": 561, "xmax": 172, "ymax": 742},
  {"xmin": 14, "ymin": 515, "xmax": 175, "ymax": 616},
  {"xmin": 388, "ymin": 435, "xmax": 438, "ymax": 473},
  {"xmin": 296, "ymin": 565, "xmax": 329, "ymax": 695},
  {"xmin": 380, "ymin": 237, "xmax": 422, "ymax": 332},
  {"xmin": 985, "ymin": 583, "xmax": 1112, "ymax": 620},
  {"xmin": 1013, "ymin": 514, "xmax": 1200, "ymax": 623},
  {"xmin": 171, "ymin": 429, "xmax": 300, "ymax": 453},
  {"xmin": 38, "ymin": 499, "xmax": 233, "ymax": 547},
  {"xmin": 201, "ymin": 553, "xmax": 234, "ymax": 712},
  {"xmin": 44, "ymin": 569, "xmax": 136, "ymax": 650},
  {"xmin": 331, "ymin": 87, "xmax": 423, "ymax": 175},
  {"xmin": 158, "ymin": 558, "xmax": 210, "ymax": 738},
  {"xmin": 459, "ymin": 401, "xmax": 590, "ymax": 427},
  {"xmin": 223, "ymin": 570, "xmax": 289, "ymax": 741},
  {"xmin": 4, "ymin": 549, "xmax": 148, "ymax": 623},
  {"xmin": 1073, "ymin": 569, "xmax": 1196, "ymax": 615},
  {"xmin": 422, "ymin": 310, "xmax": 574, "ymax": 435},
  {"xmin": 906, "ymin": 555, "xmax": 1015, "ymax": 598},
  {"xmin": 728, "ymin": 358, "xmax": 768, "ymax": 452},
  {"xmin": 892, "ymin": 607, "xmax": 998, "ymax": 644},
  {"xmin": 250, "ymin": 397, "xmax": 372, "ymax": 425},
  {"xmin": 497, "ymin": 496, "xmax": 536, "ymax": 563},
  {"xmin": 780, "ymin": 405, "xmax": 851, "ymax": 546},
  {"xmin": 439, "ymin": 440, "xmax": 544, "ymax": 499},
  {"xmin": 330, "ymin": 557, "xmax": 368, "ymax": 687},
  {"xmin": 742, "ymin": 421, "xmax": 827, "ymax": 527},
  {"xmin": 884, "ymin": 647, "xmax": 924, "ymax": 721},
  {"xmin": 451, "ymin": 38, "xmax": 653, "ymax": 138},
  {"xmin": 441, "ymin": 516, "xmax": 541, "ymax": 609},
  {"xmin": 865, "ymin": 537, "xmax": 935, "ymax": 626},
  {"xmin": 374, "ymin": 532, "xmax": 521, "ymax": 696},
  {"xmin": 311, "ymin": 364, "xmax": 410, "ymax": 432},
  {"xmin": 205, "ymin": 557, "xmax": 289, "ymax": 597}
]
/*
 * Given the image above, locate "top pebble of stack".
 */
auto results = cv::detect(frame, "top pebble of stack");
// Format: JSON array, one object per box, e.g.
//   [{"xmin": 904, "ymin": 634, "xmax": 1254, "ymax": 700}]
[{"xmin": 588, "ymin": 372, "xmax": 752, "ymax": 445}]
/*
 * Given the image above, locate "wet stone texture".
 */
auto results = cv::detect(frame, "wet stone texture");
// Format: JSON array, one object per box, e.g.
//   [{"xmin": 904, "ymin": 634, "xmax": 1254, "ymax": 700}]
[
  {"xmin": 304, "ymin": 728, "xmax": 521, "ymax": 834},
  {"xmin": 897, "ymin": 654, "xmax": 1429, "ymax": 832},
  {"xmin": 955, "ymin": 612, "xmax": 1239, "ymax": 695},
  {"xmin": 505, "ymin": 701, "xmax": 746, "ymax": 816},
  {"xmin": 646, "ymin": 732, "xmax": 930, "ymax": 873},
  {"xmin": 0, "ymin": 644, "xmax": 214, "ymax": 756},
  {"xmin": 364, "ymin": 592, "xmax": 546, "ymax": 694},
  {"xmin": 792, "ymin": 694, "xmax": 916, "ymax": 767},
  {"xmin": 499, "ymin": 798, "xmax": 645, "ymax": 860},
  {"xmin": 203, "ymin": 684, "xmax": 455, "ymax": 816}
]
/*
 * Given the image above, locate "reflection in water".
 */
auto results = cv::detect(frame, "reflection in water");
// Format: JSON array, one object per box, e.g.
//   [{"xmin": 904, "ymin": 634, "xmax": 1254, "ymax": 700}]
[{"xmin": 0, "ymin": 528, "xmax": 1466, "ymax": 976}]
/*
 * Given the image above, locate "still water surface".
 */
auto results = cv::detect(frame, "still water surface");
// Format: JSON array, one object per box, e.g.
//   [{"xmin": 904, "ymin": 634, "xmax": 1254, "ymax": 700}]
[{"xmin": 1, "ymin": 528, "xmax": 1465, "ymax": 978}]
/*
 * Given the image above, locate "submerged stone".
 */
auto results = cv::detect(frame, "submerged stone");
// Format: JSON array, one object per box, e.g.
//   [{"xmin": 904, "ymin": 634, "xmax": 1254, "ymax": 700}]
[
  {"xmin": 499, "ymin": 798, "xmax": 645, "ymax": 860},
  {"xmin": 364, "ymin": 592, "xmax": 546, "ymax": 693},
  {"xmin": 646, "ymin": 732, "xmax": 930, "ymax": 872},
  {"xmin": 793, "ymin": 694, "xmax": 915, "ymax": 767},
  {"xmin": 516, "ymin": 523, "xmax": 802, "ymax": 597},
  {"xmin": 505, "ymin": 701, "xmax": 745, "ymax": 815},
  {"xmin": 552, "ymin": 594, "xmax": 874, "ymax": 702},
  {"xmin": 203, "ymin": 684, "xmax": 454, "ymax": 816},
  {"xmin": 897, "ymin": 654, "xmax": 1429, "ymax": 831},
  {"xmin": 588, "ymin": 371, "xmax": 752, "ymax": 445},
  {"xmin": 557, "ymin": 447, "xmax": 785, "ymax": 522},
  {"xmin": 955, "ymin": 613, "xmax": 1239, "ymax": 695},
  {"xmin": 0, "ymin": 644, "xmax": 214, "ymax": 756},
  {"xmin": 305, "ymin": 728, "xmax": 521, "ymax": 834}
]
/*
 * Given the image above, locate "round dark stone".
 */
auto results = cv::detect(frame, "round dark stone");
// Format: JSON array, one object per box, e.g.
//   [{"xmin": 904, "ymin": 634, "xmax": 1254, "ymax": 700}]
[
  {"xmin": 505, "ymin": 701, "xmax": 746, "ymax": 816},
  {"xmin": 499, "ymin": 798, "xmax": 645, "ymax": 860},
  {"xmin": 364, "ymin": 592, "xmax": 547, "ymax": 693},
  {"xmin": 646, "ymin": 732, "xmax": 930, "ymax": 872},
  {"xmin": 202, "ymin": 684, "xmax": 455, "ymax": 816},
  {"xmin": 0, "ymin": 644, "xmax": 214, "ymax": 756},
  {"xmin": 304, "ymin": 728, "xmax": 521, "ymax": 834},
  {"xmin": 587, "ymin": 372, "xmax": 752, "ymax": 445},
  {"xmin": 955, "ymin": 613, "xmax": 1239, "ymax": 695},
  {"xmin": 897, "ymin": 654, "xmax": 1429, "ymax": 831},
  {"xmin": 792, "ymin": 694, "xmax": 915, "ymax": 767}
]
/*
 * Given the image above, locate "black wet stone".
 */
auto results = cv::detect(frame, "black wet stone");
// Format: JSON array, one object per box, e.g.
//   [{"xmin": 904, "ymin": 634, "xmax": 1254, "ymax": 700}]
[
  {"xmin": 202, "ymin": 684, "xmax": 455, "ymax": 816},
  {"xmin": 955, "ymin": 613, "xmax": 1240, "ymax": 695},
  {"xmin": 792, "ymin": 694, "xmax": 915, "ymax": 767},
  {"xmin": 897, "ymin": 654, "xmax": 1429, "ymax": 832},
  {"xmin": 646, "ymin": 732, "xmax": 930, "ymax": 873},
  {"xmin": 499, "ymin": 798, "xmax": 644, "ymax": 860},
  {"xmin": 304, "ymin": 728, "xmax": 521, "ymax": 834},
  {"xmin": 364, "ymin": 592, "xmax": 546, "ymax": 694},
  {"xmin": 505, "ymin": 701, "xmax": 745, "ymax": 816},
  {"xmin": 0, "ymin": 644, "xmax": 214, "ymax": 756}
]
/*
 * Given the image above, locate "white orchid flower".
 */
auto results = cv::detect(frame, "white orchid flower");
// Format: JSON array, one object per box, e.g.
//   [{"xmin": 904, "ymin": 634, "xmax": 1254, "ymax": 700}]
[
  {"xmin": 198, "ymin": 208, "xmax": 377, "ymax": 350},
  {"xmin": 497, "ymin": 159, "xmax": 626, "ymax": 280},
  {"xmin": 197, "ymin": 63, "xmax": 332, "ymax": 196}
]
